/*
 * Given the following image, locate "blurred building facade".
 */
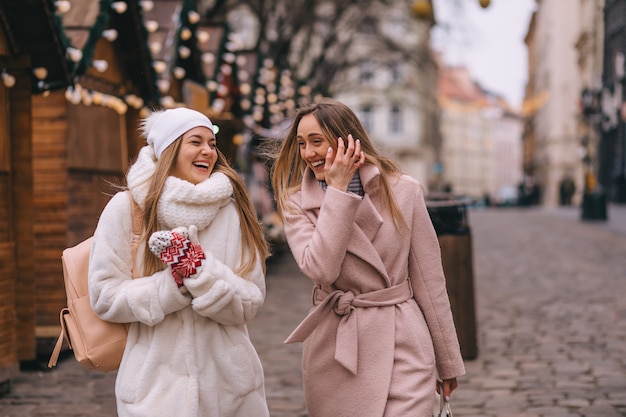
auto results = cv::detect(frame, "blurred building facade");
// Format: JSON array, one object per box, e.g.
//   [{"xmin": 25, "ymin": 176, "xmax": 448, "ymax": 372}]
[
  {"xmin": 332, "ymin": 0, "xmax": 439, "ymax": 187},
  {"xmin": 599, "ymin": 0, "xmax": 626, "ymax": 203},
  {"xmin": 523, "ymin": 0, "xmax": 585, "ymax": 208},
  {"xmin": 437, "ymin": 62, "xmax": 523, "ymax": 204}
]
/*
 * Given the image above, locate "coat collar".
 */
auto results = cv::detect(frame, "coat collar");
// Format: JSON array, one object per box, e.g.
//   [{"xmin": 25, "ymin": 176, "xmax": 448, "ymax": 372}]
[{"xmin": 299, "ymin": 165, "xmax": 389, "ymax": 284}]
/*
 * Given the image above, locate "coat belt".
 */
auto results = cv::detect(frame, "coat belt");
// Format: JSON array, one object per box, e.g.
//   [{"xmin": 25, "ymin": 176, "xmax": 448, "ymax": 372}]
[{"xmin": 284, "ymin": 280, "xmax": 413, "ymax": 375}]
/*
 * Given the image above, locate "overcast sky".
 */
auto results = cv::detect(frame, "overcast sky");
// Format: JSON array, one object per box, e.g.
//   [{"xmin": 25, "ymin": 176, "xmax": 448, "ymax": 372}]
[{"xmin": 431, "ymin": 0, "xmax": 537, "ymax": 108}]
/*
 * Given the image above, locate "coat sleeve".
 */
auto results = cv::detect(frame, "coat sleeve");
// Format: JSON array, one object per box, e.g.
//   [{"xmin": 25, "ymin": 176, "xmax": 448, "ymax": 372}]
[
  {"xmin": 407, "ymin": 185, "xmax": 466, "ymax": 380},
  {"xmin": 283, "ymin": 187, "xmax": 362, "ymax": 286},
  {"xmin": 89, "ymin": 192, "xmax": 192, "ymax": 326},
  {"xmin": 182, "ymin": 206, "xmax": 266, "ymax": 325},
  {"xmin": 183, "ymin": 251, "xmax": 266, "ymax": 325}
]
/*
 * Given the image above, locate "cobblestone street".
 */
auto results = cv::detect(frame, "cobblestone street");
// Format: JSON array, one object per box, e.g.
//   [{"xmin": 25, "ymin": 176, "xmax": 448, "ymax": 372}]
[{"xmin": 0, "ymin": 206, "xmax": 625, "ymax": 417}]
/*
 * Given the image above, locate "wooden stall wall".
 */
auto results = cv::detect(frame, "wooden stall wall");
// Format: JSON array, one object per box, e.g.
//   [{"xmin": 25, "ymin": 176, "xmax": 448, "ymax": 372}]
[
  {"xmin": 10, "ymin": 61, "xmax": 36, "ymax": 362},
  {"xmin": 0, "ymin": 64, "xmax": 19, "ymax": 387},
  {"xmin": 31, "ymin": 91, "xmax": 69, "ymax": 342},
  {"xmin": 66, "ymin": 104, "xmax": 128, "ymax": 245}
]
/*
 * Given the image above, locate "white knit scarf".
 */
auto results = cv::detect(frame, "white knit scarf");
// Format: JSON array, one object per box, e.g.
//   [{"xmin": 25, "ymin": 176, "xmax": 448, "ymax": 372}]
[{"xmin": 126, "ymin": 145, "xmax": 234, "ymax": 230}]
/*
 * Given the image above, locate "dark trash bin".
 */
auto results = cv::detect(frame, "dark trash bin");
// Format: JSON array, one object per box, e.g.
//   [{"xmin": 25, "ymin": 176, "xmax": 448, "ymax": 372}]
[
  {"xmin": 426, "ymin": 193, "xmax": 478, "ymax": 360},
  {"xmin": 581, "ymin": 190, "xmax": 608, "ymax": 221}
]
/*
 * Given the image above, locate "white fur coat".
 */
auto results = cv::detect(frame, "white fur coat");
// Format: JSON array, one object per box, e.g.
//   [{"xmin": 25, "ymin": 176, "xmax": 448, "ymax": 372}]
[{"xmin": 88, "ymin": 156, "xmax": 269, "ymax": 417}]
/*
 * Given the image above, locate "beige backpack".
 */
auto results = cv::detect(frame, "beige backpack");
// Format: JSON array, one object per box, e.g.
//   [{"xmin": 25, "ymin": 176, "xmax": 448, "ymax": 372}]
[{"xmin": 48, "ymin": 192, "xmax": 141, "ymax": 372}]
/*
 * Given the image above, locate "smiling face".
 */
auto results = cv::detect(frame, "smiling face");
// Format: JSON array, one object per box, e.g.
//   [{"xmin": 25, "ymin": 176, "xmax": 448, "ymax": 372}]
[
  {"xmin": 297, "ymin": 114, "xmax": 333, "ymax": 181},
  {"xmin": 170, "ymin": 126, "xmax": 217, "ymax": 184}
]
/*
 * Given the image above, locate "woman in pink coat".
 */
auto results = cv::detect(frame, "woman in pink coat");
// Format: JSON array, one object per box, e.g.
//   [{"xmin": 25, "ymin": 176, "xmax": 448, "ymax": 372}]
[{"xmin": 271, "ymin": 98, "xmax": 466, "ymax": 416}]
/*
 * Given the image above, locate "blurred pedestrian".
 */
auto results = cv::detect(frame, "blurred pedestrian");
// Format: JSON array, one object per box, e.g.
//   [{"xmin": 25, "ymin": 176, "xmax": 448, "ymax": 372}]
[
  {"xmin": 88, "ymin": 107, "xmax": 270, "ymax": 417},
  {"xmin": 270, "ymin": 98, "xmax": 466, "ymax": 416},
  {"xmin": 559, "ymin": 175, "xmax": 576, "ymax": 206}
]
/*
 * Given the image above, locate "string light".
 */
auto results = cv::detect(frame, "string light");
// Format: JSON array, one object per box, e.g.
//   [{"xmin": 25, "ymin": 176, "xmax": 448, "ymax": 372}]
[
  {"xmin": 139, "ymin": 0, "xmax": 154, "ymax": 12},
  {"xmin": 153, "ymin": 60, "xmax": 167, "ymax": 74},
  {"xmin": 145, "ymin": 20, "xmax": 159, "ymax": 33},
  {"xmin": 33, "ymin": 67, "xmax": 48, "ymax": 80},
  {"xmin": 54, "ymin": 1, "xmax": 71, "ymax": 14},
  {"xmin": 157, "ymin": 79, "xmax": 170, "ymax": 93},
  {"xmin": 111, "ymin": 1, "xmax": 127, "ymax": 14},
  {"xmin": 180, "ymin": 27, "xmax": 192, "ymax": 41},
  {"xmin": 1, "ymin": 71, "xmax": 16, "ymax": 88},
  {"xmin": 102, "ymin": 29, "xmax": 118, "ymax": 42},
  {"xmin": 178, "ymin": 46, "xmax": 191, "ymax": 59},
  {"xmin": 187, "ymin": 10, "xmax": 201, "ymax": 24},
  {"xmin": 92, "ymin": 60, "xmax": 109, "ymax": 73},
  {"xmin": 66, "ymin": 47, "xmax": 83, "ymax": 63},
  {"xmin": 173, "ymin": 67, "xmax": 186, "ymax": 80},
  {"xmin": 196, "ymin": 30, "xmax": 210, "ymax": 44},
  {"xmin": 149, "ymin": 42, "xmax": 162, "ymax": 55}
]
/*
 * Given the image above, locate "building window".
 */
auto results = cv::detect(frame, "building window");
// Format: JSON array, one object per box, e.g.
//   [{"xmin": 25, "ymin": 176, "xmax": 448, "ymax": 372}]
[
  {"xmin": 360, "ymin": 105, "xmax": 373, "ymax": 132},
  {"xmin": 390, "ymin": 62, "xmax": 401, "ymax": 84},
  {"xmin": 390, "ymin": 105, "xmax": 402, "ymax": 133},
  {"xmin": 360, "ymin": 61, "xmax": 375, "ymax": 84}
]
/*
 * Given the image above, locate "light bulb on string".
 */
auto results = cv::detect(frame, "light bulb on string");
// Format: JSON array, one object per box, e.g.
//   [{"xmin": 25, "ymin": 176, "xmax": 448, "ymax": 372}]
[
  {"xmin": 180, "ymin": 27, "xmax": 192, "ymax": 41},
  {"xmin": 187, "ymin": 10, "xmax": 201, "ymax": 24},
  {"xmin": 2, "ymin": 71, "xmax": 16, "ymax": 88},
  {"xmin": 111, "ymin": 1, "xmax": 127, "ymax": 14},
  {"xmin": 145, "ymin": 20, "xmax": 159, "ymax": 33},
  {"xmin": 153, "ymin": 60, "xmax": 167, "ymax": 74},
  {"xmin": 33, "ymin": 67, "xmax": 48, "ymax": 80},
  {"xmin": 140, "ymin": 0, "xmax": 154, "ymax": 12},
  {"xmin": 173, "ymin": 67, "xmax": 186, "ymax": 80},
  {"xmin": 102, "ymin": 29, "xmax": 118, "ymax": 42},
  {"xmin": 178, "ymin": 46, "xmax": 191, "ymax": 59},
  {"xmin": 197, "ymin": 30, "xmax": 210, "ymax": 44},
  {"xmin": 157, "ymin": 79, "xmax": 170, "ymax": 94},
  {"xmin": 54, "ymin": 1, "xmax": 71, "ymax": 14},
  {"xmin": 66, "ymin": 47, "xmax": 83, "ymax": 63},
  {"xmin": 149, "ymin": 42, "xmax": 162, "ymax": 55},
  {"xmin": 92, "ymin": 60, "xmax": 108, "ymax": 73}
]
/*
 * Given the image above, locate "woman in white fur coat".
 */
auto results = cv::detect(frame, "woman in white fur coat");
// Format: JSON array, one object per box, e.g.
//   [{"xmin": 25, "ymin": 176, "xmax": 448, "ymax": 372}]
[{"xmin": 88, "ymin": 107, "xmax": 270, "ymax": 417}]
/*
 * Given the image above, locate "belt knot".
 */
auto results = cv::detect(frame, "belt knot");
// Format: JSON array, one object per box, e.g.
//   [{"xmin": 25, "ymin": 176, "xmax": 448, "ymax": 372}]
[{"xmin": 333, "ymin": 291, "xmax": 355, "ymax": 315}]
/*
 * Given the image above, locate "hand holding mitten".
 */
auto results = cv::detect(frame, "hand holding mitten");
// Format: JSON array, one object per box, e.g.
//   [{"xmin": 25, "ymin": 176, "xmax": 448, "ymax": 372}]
[{"xmin": 149, "ymin": 225, "xmax": 205, "ymax": 287}]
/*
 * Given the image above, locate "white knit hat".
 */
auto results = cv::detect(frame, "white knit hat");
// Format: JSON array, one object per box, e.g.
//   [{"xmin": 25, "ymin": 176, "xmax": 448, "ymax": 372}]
[{"xmin": 142, "ymin": 108, "xmax": 215, "ymax": 158}]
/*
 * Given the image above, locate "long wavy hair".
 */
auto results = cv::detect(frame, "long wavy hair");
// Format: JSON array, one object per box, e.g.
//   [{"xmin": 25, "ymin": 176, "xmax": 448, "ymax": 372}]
[
  {"xmin": 138, "ymin": 135, "xmax": 269, "ymax": 278},
  {"xmin": 270, "ymin": 97, "xmax": 406, "ymax": 228}
]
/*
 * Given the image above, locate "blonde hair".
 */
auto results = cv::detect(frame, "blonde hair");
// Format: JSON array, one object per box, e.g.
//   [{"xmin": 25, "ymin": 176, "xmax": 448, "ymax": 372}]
[
  {"xmin": 270, "ymin": 97, "xmax": 406, "ymax": 228},
  {"xmin": 140, "ymin": 137, "xmax": 269, "ymax": 278}
]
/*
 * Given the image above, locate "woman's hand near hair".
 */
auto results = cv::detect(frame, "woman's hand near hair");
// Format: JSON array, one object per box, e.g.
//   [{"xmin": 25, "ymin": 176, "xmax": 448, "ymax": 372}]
[{"xmin": 324, "ymin": 133, "xmax": 365, "ymax": 192}]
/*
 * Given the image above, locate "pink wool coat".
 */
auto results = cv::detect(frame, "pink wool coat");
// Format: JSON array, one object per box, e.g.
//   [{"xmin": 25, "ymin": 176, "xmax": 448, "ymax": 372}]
[{"xmin": 283, "ymin": 165, "xmax": 466, "ymax": 417}]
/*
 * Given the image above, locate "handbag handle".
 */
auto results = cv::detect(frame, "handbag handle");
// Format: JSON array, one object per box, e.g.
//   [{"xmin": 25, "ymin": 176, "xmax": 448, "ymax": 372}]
[{"xmin": 436, "ymin": 380, "xmax": 453, "ymax": 417}]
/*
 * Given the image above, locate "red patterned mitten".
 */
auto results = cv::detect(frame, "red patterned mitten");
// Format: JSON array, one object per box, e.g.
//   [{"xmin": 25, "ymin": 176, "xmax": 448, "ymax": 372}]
[{"xmin": 149, "ymin": 230, "xmax": 205, "ymax": 287}]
